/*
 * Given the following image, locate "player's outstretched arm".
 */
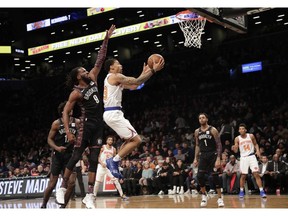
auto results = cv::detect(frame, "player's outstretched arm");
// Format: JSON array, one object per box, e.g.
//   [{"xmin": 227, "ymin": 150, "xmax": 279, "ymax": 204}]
[{"xmin": 89, "ymin": 24, "xmax": 116, "ymax": 82}]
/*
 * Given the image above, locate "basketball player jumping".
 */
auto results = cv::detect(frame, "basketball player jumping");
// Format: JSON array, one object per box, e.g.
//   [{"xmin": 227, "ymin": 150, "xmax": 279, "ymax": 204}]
[
  {"xmin": 55, "ymin": 24, "xmax": 116, "ymax": 209},
  {"xmin": 193, "ymin": 113, "xmax": 224, "ymax": 207},
  {"xmin": 232, "ymin": 123, "xmax": 267, "ymax": 198},
  {"xmin": 41, "ymin": 101, "xmax": 79, "ymax": 208},
  {"xmin": 103, "ymin": 57, "xmax": 164, "ymax": 178},
  {"xmin": 94, "ymin": 135, "xmax": 128, "ymax": 201}
]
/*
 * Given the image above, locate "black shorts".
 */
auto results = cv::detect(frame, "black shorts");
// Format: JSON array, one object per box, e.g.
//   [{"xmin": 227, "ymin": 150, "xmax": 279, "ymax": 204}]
[
  {"xmin": 198, "ymin": 151, "xmax": 218, "ymax": 173},
  {"xmin": 76, "ymin": 119, "xmax": 103, "ymax": 148},
  {"xmin": 50, "ymin": 152, "xmax": 72, "ymax": 176}
]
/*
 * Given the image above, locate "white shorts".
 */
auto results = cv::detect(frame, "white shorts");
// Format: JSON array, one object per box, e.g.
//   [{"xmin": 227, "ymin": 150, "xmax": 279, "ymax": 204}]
[
  {"xmin": 240, "ymin": 155, "xmax": 259, "ymax": 174},
  {"xmin": 103, "ymin": 110, "xmax": 138, "ymax": 139},
  {"xmin": 96, "ymin": 164, "xmax": 117, "ymax": 182}
]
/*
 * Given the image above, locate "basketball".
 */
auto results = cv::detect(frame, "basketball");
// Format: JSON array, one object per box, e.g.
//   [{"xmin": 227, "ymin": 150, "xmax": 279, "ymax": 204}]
[{"xmin": 147, "ymin": 54, "xmax": 164, "ymax": 69}]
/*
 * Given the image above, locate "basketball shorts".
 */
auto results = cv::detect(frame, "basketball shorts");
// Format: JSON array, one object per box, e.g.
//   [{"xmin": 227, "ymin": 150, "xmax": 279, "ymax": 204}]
[
  {"xmin": 103, "ymin": 110, "xmax": 138, "ymax": 140},
  {"xmin": 76, "ymin": 118, "xmax": 103, "ymax": 148},
  {"xmin": 198, "ymin": 151, "xmax": 218, "ymax": 173},
  {"xmin": 96, "ymin": 164, "xmax": 117, "ymax": 182},
  {"xmin": 51, "ymin": 152, "xmax": 72, "ymax": 176},
  {"xmin": 240, "ymin": 155, "xmax": 259, "ymax": 174}
]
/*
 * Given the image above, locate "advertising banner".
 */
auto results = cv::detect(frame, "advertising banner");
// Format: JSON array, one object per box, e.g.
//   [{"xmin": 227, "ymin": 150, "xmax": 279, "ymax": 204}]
[{"xmin": 28, "ymin": 14, "xmax": 181, "ymax": 56}]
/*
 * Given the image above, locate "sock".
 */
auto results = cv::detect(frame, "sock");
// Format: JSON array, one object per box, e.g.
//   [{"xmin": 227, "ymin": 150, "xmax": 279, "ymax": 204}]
[
  {"xmin": 173, "ymin": 185, "xmax": 176, "ymax": 191},
  {"xmin": 94, "ymin": 182, "xmax": 100, "ymax": 196},
  {"xmin": 113, "ymin": 154, "xmax": 122, "ymax": 162},
  {"xmin": 240, "ymin": 188, "xmax": 244, "ymax": 191},
  {"xmin": 88, "ymin": 184, "xmax": 94, "ymax": 194},
  {"xmin": 259, "ymin": 187, "xmax": 263, "ymax": 191},
  {"xmin": 114, "ymin": 180, "xmax": 123, "ymax": 197}
]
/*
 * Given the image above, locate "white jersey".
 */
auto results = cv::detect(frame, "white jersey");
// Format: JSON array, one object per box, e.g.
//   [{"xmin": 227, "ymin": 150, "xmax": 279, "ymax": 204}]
[
  {"xmin": 103, "ymin": 73, "xmax": 124, "ymax": 108},
  {"xmin": 99, "ymin": 145, "xmax": 115, "ymax": 165},
  {"xmin": 238, "ymin": 133, "xmax": 255, "ymax": 157}
]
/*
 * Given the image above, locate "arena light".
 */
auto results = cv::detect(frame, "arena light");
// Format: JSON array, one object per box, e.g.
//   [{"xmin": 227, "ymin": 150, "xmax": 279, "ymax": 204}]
[
  {"xmin": 171, "ymin": 31, "xmax": 177, "ymax": 34},
  {"xmin": 143, "ymin": 40, "xmax": 149, "ymax": 43},
  {"xmin": 255, "ymin": 21, "xmax": 261, "ymax": 25},
  {"xmin": 51, "ymin": 32, "xmax": 55, "ymax": 35},
  {"xmin": 137, "ymin": 11, "xmax": 142, "ymax": 14},
  {"xmin": 154, "ymin": 41, "xmax": 160, "ymax": 44},
  {"xmin": 14, "ymin": 58, "xmax": 20, "ymax": 60},
  {"xmin": 207, "ymin": 38, "xmax": 212, "ymax": 41},
  {"xmin": 276, "ymin": 19, "xmax": 283, "ymax": 22},
  {"xmin": 109, "ymin": 18, "xmax": 114, "ymax": 21},
  {"xmin": 278, "ymin": 14, "xmax": 285, "ymax": 17},
  {"xmin": 134, "ymin": 37, "xmax": 139, "ymax": 40},
  {"xmin": 25, "ymin": 60, "xmax": 30, "ymax": 63},
  {"xmin": 14, "ymin": 64, "xmax": 20, "ymax": 66},
  {"xmin": 156, "ymin": 44, "xmax": 162, "ymax": 47},
  {"xmin": 65, "ymin": 52, "xmax": 70, "ymax": 55},
  {"xmin": 253, "ymin": 16, "xmax": 260, "ymax": 19},
  {"xmin": 113, "ymin": 50, "xmax": 118, "ymax": 53},
  {"xmin": 157, "ymin": 34, "xmax": 162, "ymax": 37},
  {"xmin": 139, "ymin": 14, "xmax": 145, "ymax": 17},
  {"xmin": 82, "ymin": 24, "xmax": 87, "ymax": 27}
]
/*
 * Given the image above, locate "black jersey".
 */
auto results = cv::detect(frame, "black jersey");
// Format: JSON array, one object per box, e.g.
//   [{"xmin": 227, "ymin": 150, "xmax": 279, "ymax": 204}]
[
  {"xmin": 54, "ymin": 118, "xmax": 77, "ymax": 154},
  {"xmin": 75, "ymin": 81, "xmax": 103, "ymax": 122},
  {"xmin": 198, "ymin": 126, "xmax": 216, "ymax": 152}
]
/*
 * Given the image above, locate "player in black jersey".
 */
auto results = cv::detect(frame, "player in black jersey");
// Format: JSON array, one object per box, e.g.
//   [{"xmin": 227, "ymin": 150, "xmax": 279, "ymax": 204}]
[
  {"xmin": 55, "ymin": 24, "xmax": 116, "ymax": 209},
  {"xmin": 41, "ymin": 101, "xmax": 80, "ymax": 208},
  {"xmin": 193, "ymin": 113, "xmax": 224, "ymax": 207}
]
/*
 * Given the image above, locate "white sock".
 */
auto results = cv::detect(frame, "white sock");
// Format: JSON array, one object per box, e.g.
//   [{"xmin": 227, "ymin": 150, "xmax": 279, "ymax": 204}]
[
  {"xmin": 259, "ymin": 187, "xmax": 263, "ymax": 191},
  {"xmin": 173, "ymin": 185, "xmax": 176, "ymax": 191},
  {"xmin": 180, "ymin": 186, "xmax": 184, "ymax": 191},
  {"xmin": 240, "ymin": 188, "xmax": 244, "ymax": 191},
  {"xmin": 113, "ymin": 154, "xmax": 122, "ymax": 162},
  {"xmin": 94, "ymin": 181, "xmax": 100, "ymax": 196},
  {"xmin": 114, "ymin": 179, "xmax": 123, "ymax": 197}
]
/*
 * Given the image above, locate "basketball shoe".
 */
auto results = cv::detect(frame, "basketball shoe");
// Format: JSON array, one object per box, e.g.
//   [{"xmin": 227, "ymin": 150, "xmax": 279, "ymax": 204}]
[
  {"xmin": 260, "ymin": 190, "xmax": 267, "ymax": 198},
  {"xmin": 217, "ymin": 198, "xmax": 225, "ymax": 207},
  {"xmin": 55, "ymin": 187, "xmax": 66, "ymax": 205},
  {"xmin": 239, "ymin": 190, "xmax": 245, "ymax": 198},
  {"xmin": 82, "ymin": 193, "xmax": 96, "ymax": 209},
  {"xmin": 200, "ymin": 193, "xmax": 208, "ymax": 207},
  {"xmin": 106, "ymin": 158, "xmax": 123, "ymax": 179},
  {"xmin": 121, "ymin": 194, "xmax": 129, "ymax": 201}
]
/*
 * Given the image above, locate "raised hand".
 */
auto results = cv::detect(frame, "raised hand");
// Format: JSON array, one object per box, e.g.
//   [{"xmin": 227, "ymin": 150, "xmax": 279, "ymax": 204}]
[{"xmin": 106, "ymin": 24, "xmax": 116, "ymax": 38}]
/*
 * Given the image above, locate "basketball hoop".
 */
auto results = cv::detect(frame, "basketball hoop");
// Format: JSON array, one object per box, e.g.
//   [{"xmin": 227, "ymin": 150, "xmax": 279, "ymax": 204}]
[{"xmin": 176, "ymin": 10, "xmax": 207, "ymax": 49}]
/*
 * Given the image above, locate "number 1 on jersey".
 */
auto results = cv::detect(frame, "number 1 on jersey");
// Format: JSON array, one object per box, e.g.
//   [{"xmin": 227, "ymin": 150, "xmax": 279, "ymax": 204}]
[{"xmin": 204, "ymin": 139, "xmax": 208, "ymax": 146}]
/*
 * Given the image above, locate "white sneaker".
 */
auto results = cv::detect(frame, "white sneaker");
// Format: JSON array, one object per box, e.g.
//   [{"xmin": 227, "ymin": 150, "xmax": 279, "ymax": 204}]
[
  {"xmin": 82, "ymin": 193, "xmax": 96, "ymax": 209},
  {"xmin": 191, "ymin": 190, "xmax": 198, "ymax": 195},
  {"xmin": 176, "ymin": 187, "xmax": 180, "ymax": 194},
  {"xmin": 55, "ymin": 187, "xmax": 67, "ymax": 205},
  {"xmin": 158, "ymin": 190, "xmax": 164, "ymax": 195},
  {"xmin": 200, "ymin": 194, "xmax": 208, "ymax": 207},
  {"xmin": 179, "ymin": 188, "xmax": 184, "ymax": 194},
  {"xmin": 217, "ymin": 198, "xmax": 225, "ymax": 207},
  {"xmin": 168, "ymin": 189, "xmax": 176, "ymax": 195},
  {"xmin": 208, "ymin": 189, "xmax": 216, "ymax": 194},
  {"xmin": 184, "ymin": 189, "xmax": 191, "ymax": 194}
]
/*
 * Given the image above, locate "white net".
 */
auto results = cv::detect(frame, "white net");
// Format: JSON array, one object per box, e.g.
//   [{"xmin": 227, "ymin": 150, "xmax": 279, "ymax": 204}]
[{"xmin": 177, "ymin": 17, "xmax": 206, "ymax": 49}]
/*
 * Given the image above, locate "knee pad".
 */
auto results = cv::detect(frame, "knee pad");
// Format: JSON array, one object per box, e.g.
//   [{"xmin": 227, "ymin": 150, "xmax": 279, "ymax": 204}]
[
  {"xmin": 66, "ymin": 147, "xmax": 84, "ymax": 170},
  {"xmin": 88, "ymin": 148, "xmax": 100, "ymax": 172},
  {"xmin": 197, "ymin": 171, "xmax": 206, "ymax": 187},
  {"xmin": 211, "ymin": 172, "xmax": 221, "ymax": 189}
]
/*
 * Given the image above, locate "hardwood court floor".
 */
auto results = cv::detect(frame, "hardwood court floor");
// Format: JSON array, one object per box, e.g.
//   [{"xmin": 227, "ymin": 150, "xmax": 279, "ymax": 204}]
[{"xmin": 1, "ymin": 194, "xmax": 288, "ymax": 209}]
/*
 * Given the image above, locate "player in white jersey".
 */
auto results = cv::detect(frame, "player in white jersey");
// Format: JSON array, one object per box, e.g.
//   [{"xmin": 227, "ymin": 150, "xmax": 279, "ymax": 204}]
[
  {"xmin": 102, "ymin": 57, "xmax": 164, "ymax": 178},
  {"xmin": 232, "ymin": 123, "xmax": 267, "ymax": 198},
  {"xmin": 94, "ymin": 135, "xmax": 128, "ymax": 200}
]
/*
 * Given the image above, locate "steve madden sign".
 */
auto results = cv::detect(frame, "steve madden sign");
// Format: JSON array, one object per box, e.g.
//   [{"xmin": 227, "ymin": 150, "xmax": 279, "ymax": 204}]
[{"xmin": 0, "ymin": 177, "xmax": 62, "ymax": 199}]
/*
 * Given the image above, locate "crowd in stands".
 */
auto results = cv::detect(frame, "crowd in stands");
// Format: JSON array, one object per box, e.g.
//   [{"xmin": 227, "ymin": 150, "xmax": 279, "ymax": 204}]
[{"xmin": 1, "ymin": 26, "xmax": 288, "ymax": 197}]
